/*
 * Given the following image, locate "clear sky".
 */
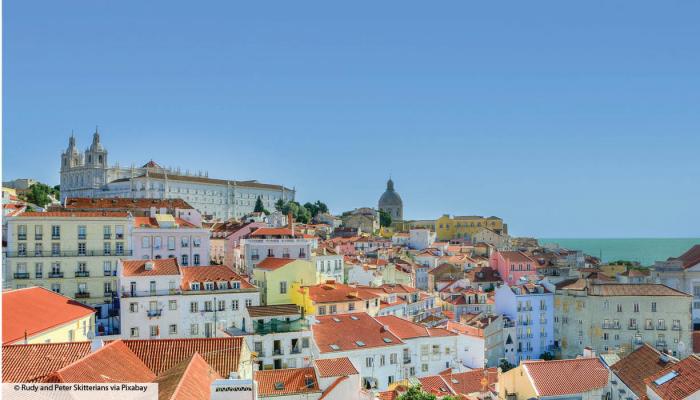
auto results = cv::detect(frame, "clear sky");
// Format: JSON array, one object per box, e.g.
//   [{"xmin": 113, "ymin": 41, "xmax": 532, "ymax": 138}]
[{"xmin": 3, "ymin": 1, "xmax": 699, "ymax": 238}]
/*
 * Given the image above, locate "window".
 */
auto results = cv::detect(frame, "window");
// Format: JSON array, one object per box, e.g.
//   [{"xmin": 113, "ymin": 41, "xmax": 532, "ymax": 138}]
[
  {"xmin": 318, "ymin": 306, "xmax": 326, "ymax": 315},
  {"xmin": 232, "ymin": 300, "xmax": 239, "ymax": 310},
  {"xmin": 380, "ymin": 355, "xmax": 386, "ymax": 366},
  {"xmin": 365, "ymin": 357, "xmax": 374, "ymax": 367},
  {"xmin": 51, "ymin": 283, "xmax": 61, "ymax": 293},
  {"xmin": 52, "ymin": 243, "xmax": 61, "ymax": 256},
  {"xmin": 17, "ymin": 225, "xmax": 27, "ymax": 240},
  {"xmin": 651, "ymin": 302, "xmax": 657, "ymax": 312},
  {"xmin": 103, "ymin": 261, "xmax": 112, "ymax": 276},
  {"xmin": 190, "ymin": 302, "xmax": 199, "ymax": 313},
  {"xmin": 390, "ymin": 353, "xmax": 398, "ymax": 364},
  {"xmin": 78, "ymin": 242, "xmax": 86, "ymax": 256},
  {"xmin": 181, "ymin": 255, "xmax": 189, "ymax": 266},
  {"xmin": 103, "ymin": 242, "xmax": 111, "ymax": 255},
  {"xmin": 330, "ymin": 305, "xmax": 337, "ymax": 314},
  {"xmin": 169, "ymin": 325, "xmax": 177, "ymax": 335},
  {"xmin": 302, "ymin": 338, "xmax": 310, "ymax": 348},
  {"xmin": 204, "ymin": 301, "xmax": 213, "ymax": 312},
  {"xmin": 169, "ymin": 300, "xmax": 177, "ymax": 310},
  {"xmin": 115, "ymin": 225, "xmax": 124, "ymax": 239},
  {"xmin": 153, "ymin": 237, "xmax": 162, "ymax": 250},
  {"xmin": 190, "ymin": 324, "xmax": 199, "ymax": 335},
  {"xmin": 142, "ymin": 237, "xmax": 151, "ymax": 248},
  {"xmin": 218, "ymin": 300, "xmax": 225, "ymax": 311},
  {"xmin": 634, "ymin": 303, "xmax": 640, "ymax": 313},
  {"xmin": 103, "ymin": 225, "xmax": 111, "ymax": 239},
  {"xmin": 422, "ymin": 364, "xmax": 428, "ymax": 372},
  {"xmin": 617, "ymin": 304, "xmax": 623, "ymax": 312},
  {"xmin": 78, "ymin": 225, "xmax": 87, "ymax": 240},
  {"xmin": 280, "ymin": 281, "xmax": 287, "ymax": 294},
  {"xmin": 51, "ymin": 225, "xmax": 60, "ymax": 239},
  {"xmin": 35, "ymin": 225, "xmax": 43, "ymax": 240},
  {"xmin": 204, "ymin": 282, "xmax": 214, "ymax": 291},
  {"xmin": 116, "ymin": 242, "xmax": 124, "ymax": 255},
  {"xmin": 104, "ymin": 282, "xmax": 112, "ymax": 295},
  {"xmin": 35, "ymin": 263, "xmax": 43, "ymax": 278},
  {"xmin": 245, "ymin": 299, "xmax": 252, "ymax": 307},
  {"xmin": 232, "ymin": 281, "xmax": 241, "ymax": 289},
  {"xmin": 181, "ymin": 237, "xmax": 189, "ymax": 247},
  {"xmin": 193, "ymin": 238, "xmax": 201, "ymax": 248},
  {"xmin": 349, "ymin": 302, "xmax": 355, "ymax": 311},
  {"xmin": 673, "ymin": 319, "xmax": 681, "ymax": 330},
  {"xmin": 130, "ymin": 328, "xmax": 139, "ymax": 338},
  {"xmin": 193, "ymin": 254, "xmax": 200, "ymax": 266},
  {"xmin": 150, "ymin": 326, "xmax": 159, "ymax": 337},
  {"xmin": 167, "ymin": 236, "xmax": 176, "ymax": 250},
  {"xmin": 17, "ymin": 244, "xmax": 27, "ymax": 256}
]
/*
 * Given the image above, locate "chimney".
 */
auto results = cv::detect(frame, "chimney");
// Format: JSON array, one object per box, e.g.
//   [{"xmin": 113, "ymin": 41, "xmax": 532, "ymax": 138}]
[
  {"xmin": 582, "ymin": 347, "xmax": 595, "ymax": 358},
  {"xmin": 90, "ymin": 339, "xmax": 105, "ymax": 353},
  {"xmin": 145, "ymin": 261, "xmax": 155, "ymax": 271}
]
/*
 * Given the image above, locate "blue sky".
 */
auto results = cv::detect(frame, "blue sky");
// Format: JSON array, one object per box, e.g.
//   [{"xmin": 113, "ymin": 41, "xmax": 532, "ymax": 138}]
[{"xmin": 3, "ymin": 1, "xmax": 699, "ymax": 238}]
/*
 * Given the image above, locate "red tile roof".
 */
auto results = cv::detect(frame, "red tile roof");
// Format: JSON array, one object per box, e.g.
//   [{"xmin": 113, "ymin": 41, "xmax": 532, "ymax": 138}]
[
  {"xmin": 523, "ymin": 358, "xmax": 609, "ymax": 396},
  {"xmin": 2, "ymin": 342, "xmax": 91, "ymax": 382},
  {"xmin": 181, "ymin": 265, "xmax": 256, "ymax": 290},
  {"xmin": 117, "ymin": 337, "xmax": 244, "ymax": 377},
  {"xmin": 375, "ymin": 315, "xmax": 456, "ymax": 339},
  {"xmin": 304, "ymin": 282, "xmax": 380, "ymax": 304},
  {"xmin": 439, "ymin": 368, "xmax": 498, "ymax": 395},
  {"xmin": 121, "ymin": 258, "xmax": 181, "ymax": 277},
  {"xmin": 314, "ymin": 357, "xmax": 358, "ymax": 377},
  {"xmin": 693, "ymin": 332, "xmax": 700, "ymax": 354},
  {"xmin": 154, "ymin": 352, "xmax": 222, "ymax": 400},
  {"xmin": 497, "ymin": 251, "xmax": 536, "ymax": 263},
  {"xmin": 255, "ymin": 257, "xmax": 297, "ymax": 271},
  {"xmin": 17, "ymin": 211, "xmax": 130, "ymax": 218},
  {"xmin": 417, "ymin": 375, "xmax": 456, "ymax": 396},
  {"xmin": 134, "ymin": 216, "xmax": 198, "ymax": 229},
  {"xmin": 46, "ymin": 340, "xmax": 156, "ymax": 383},
  {"xmin": 645, "ymin": 354, "xmax": 700, "ymax": 400},
  {"xmin": 250, "ymin": 228, "xmax": 295, "ymax": 237},
  {"xmin": 255, "ymin": 367, "xmax": 320, "ymax": 396},
  {"xmin": 318, "ymin": 376, "xmax": 349, "ymax": 400},
  {"xmin": 611, "ymin": 344, "xmax": 677, "ymax": 397},
  {"xmin": 312, "ymin": 313, "xmax": 403, "ymax": 353},
  {"xmin": 668, "ymin": 244, "xmax": 700, "ymax": 269},
  {"xmin": 2, "ymin": 287, "xmax": 95, "ymax": 345},
  {"xmin": 64, "ymin": 197, "xmax": 194, "ymax": 210}
]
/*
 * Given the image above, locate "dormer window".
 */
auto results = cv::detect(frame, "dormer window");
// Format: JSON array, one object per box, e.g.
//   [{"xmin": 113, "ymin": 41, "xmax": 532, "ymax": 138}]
[
  {"xmin": 232, "ymin": 281, "xmax": 241, "ymax": 289},
  {"xmin": 204, "ymin": 282, "xmax": 214, "ymax": 291},
  {"xmin": 217, "ymin": 281, "xmax": 227, "ymax": 290},
  {"xmin": 191, "ymin": 282, "xmax": 200, "ymax": 290}
]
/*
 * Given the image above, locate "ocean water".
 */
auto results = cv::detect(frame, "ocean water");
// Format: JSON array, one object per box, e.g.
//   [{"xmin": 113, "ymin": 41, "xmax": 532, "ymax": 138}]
[{"xmin": 538, "ymin": 238, "xmax": 700, "ymax": 267}]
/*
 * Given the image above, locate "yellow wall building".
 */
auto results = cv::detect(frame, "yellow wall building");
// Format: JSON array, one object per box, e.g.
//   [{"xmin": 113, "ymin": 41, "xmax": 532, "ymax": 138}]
[
  {"xmin": 435, "ymin": 215, "xmax": 506, "ymax": 241},
  {"xmin": 5, "ymin": 211, "xmax": 132, "ymax": 333},
  {"xmin": 252, "ymin": 258, "xmax": 319, "ymax": 305}
]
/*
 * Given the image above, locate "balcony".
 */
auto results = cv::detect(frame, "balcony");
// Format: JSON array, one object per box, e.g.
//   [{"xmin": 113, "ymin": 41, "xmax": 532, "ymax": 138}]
[
  {"xmin": 13, "ymin": 272, "xmax": 30, "ymax": 279},
  {"xmin": 6, "ymin": 250, "xmax": 133, "ymax": 258},
  {"xmin": 272, "ymin": 348, "xmax": 284, "ymax": 356},
  {"xmin": 35, "ymin": 273, "xmax": 43, "ymax": 279},
  {"xmin": 122, "ymin": 289, "xmax": 181, "ymax": 298},
  {"xmin": 104, "ymin": 291, "xmax": 116, "ymax": 297},
  {"xmin": 48, "ymin": 272, "xmax": 64, "ymax": 278},
  {"xmin": 74, "ymin": 292, "xmax": 90, "ymax": 299},
  {"xmin": 52, "ymin": 235, "xmax": 61, "ymax": 240},
  {"xmin": 17, "ymin": 234, "xmax": 26, "ymax": 240},
  {"xmin": 656, "ymin": 340, "xmax": 667, "ymax": 348},
  {"xmin": 104, "ymin": 234, "xmax": 112, "ymax": 240},
  {"xmin": 75, "ymin": 271, "xmax": 90, "ymax": 278},
  {"xmin": 35, "ymin": 234, "xmax": 43, "ymax": 240},
  {"xmin": 254, "ymin": 318, "xmax": 310, "ymax": 334},
  {"xmin": 78, "ymin": 234, "xmax": 87, "ymax": 240},
  {"xmin": 147, "ymin": 310, "xmax": 163, "ymax": 318},
  {"xmin": 403, "ymin": 357, "xmax": 411, "ymax": 364},
  {"xmin": 290, "ymin": 347, "xmax": 302, "ymax": 354}
]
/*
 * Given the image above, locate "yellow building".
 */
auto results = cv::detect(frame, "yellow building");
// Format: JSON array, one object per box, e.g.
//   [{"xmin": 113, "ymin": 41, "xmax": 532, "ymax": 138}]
[
  {"xmin": 6, "ymin": 211, "xmax": 132, "ymax": 333},
  {"xmin": 435, "ymin": 214, "xmax": 506, "ymax": 241},
  {"xmin": 290, "ymin": 281, "xmax": 382, "ymax": 317},
  {"xmin": 252, "ymin": 258, "xmax": 319, "ymax": 305},
  {"xmin": 2, "ymin": 286, "xmax": 95, "ymax": 345}
]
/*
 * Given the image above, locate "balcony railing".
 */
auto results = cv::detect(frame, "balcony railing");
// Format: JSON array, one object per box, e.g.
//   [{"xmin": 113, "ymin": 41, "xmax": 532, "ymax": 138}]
[
  {"xmin": 74, "ymin": 292, "xmax": 90, "ymax": 299},
  {"xmin": 78, "ymin": 234, "xmax": 87, "ymax": 240},
  {"xmin": 104, "ymin": 291, "xmax": 116, "ymax": 297},
  {"xmin": 147, "ymin": 310, "xmax": 163, "ymax": 318},
  {"xmin": 75, "ymin": 271, "xmax": 90, "ymax": 277},
  {"xmin": 35, "ymin": 273, "xmax": 43, "ymax": 279},
  {"xmin": 17, "ymin": 234, "xmax": 26, "ymax": 240},
  {"xmin": 251, "ymin": 254, "xmax": 259, "ymax": 260},
  {"xmin": 403, "ymin": 357, "xmax": 411, "ymax": 364},
  {"xmin": 13, "ymin": 272, "xmax": 30, "ymax": 279},
  {"xmin": 35, "ymin": 234, "xmax": 43, "ymax": 240},
  {"xmin": 290, "ymin": 347, "xmax": 302, "ymax": 354},
  {"xmin": 6, "ymin": 250, "xmax": 133, "ymax": 258},
  {"xmin": 272, "ymin": 348, "xmax": 284, "ymax": 356},
  {"xmin": 254, "ymin": 318, "xmax": 310, "ymax": 335},
  {"xmin": 48, "ymin": 272, "xmax": 64, "ymax": 278},
  {"xmin": 121, "ymin": 289, "xmax": 181, "ymax": 298}
]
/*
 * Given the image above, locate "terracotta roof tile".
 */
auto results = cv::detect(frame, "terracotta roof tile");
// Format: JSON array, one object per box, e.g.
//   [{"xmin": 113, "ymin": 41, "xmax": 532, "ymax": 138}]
[
  {"xmin": 589, "ymin": 283, "xmax": 691, "ymax": 297},
  {"xmin": 417, "ymin": 375, "xmax": 456, "ymax": 396},
  {"xmin": 668, "ymin": 244, "xmax": 700, "ymax": 269},
  {"xmin": 246, "ymin": 304, "xmax": 301, "ymax": 318},
  {"xmin": 250, "ymin": 228, "xmax": 295, "ymax": 237},
  {"xmin": 121, "ymin": 258, "xmax": 181, "ymax": 277},
  {"xmin": 440, "ymin": 368, "xmax": 498, "ymax": 395},
  {"xmin": 312, "ymin": 313, "xmax": 403, "ymax": 353},
  {"xmin": 255, "ymin": 367, "xmax": 320, "ymax": 396},
  {"xmin": 315, "ymin": 357, "xmax": 358, "ymax": 377},
  {"xmin": 46, "ymin": 340, "xmax": 156, "ymax": 383},
  {"xmin": 64, "ymin": 197, "xmax": 194, "ymax": 210},
  {"xmin": 154, "ymin": 352, "xmax": 222, "ymax": 400},
  {"xmin": 2, "ymin": 342, "xmax": 91, "ymax": 382},
  {"xmin": 254, "ymin": 257, "xmax": 297, "ymax": 271},
  {"xmin": 17, "ymin": 211, "xmax": 130, "ymax": 218},
  {"xmin": 376, "ymin": 315, "xmax": 456, "ymax": 339},
  {"xmin": 611, "ymin": 343, "xmax": 677, "ymax": 397},
  {"xmin": 304, "ymin": 282, "xmax": 380, "ymax": 304},
  {"xmin": 3, "ymin": 287, "xmax": 95, "ymax": 345},
  {"xmin": 181, "ymin": 265, "xmax": 255, "ymax": 290},
  {"xmin": 117, "ymin": 337, "xmax": 244, "ymax": 377},
  {"xmin": 645, "ymin": 354, "xmax": 700, "ymax": 400},
  {"xmin": 523, "ymin": 358, "xmax": 609, "ymax": 396}
]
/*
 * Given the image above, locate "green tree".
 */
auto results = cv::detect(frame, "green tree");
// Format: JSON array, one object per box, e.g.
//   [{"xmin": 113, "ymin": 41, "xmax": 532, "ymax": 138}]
[
  {"xmin": 303, "ymin": 202, "xmax": 318, "ymax": 217},
  {"xmin": 539, "ymin": 351, "xmax": 555, "ymax": 360},
  {"xmin": 274, "ymin": 199, "xmax": 285, "ymax": 212},
  {"xmin": 379, "ymin": 209, "xmax": 392, "ymax": 227},
  {"xmin": 499, "ymin": 359, "xmax": 515, "ymax": 372},
  {"xmin": 397, "ymin": 385, "xmax": 459, "ymax": 400},
  {"xmin": 254, "ymin": 196, "xmax": 269, "ymax": 214},
  {"xmin": 313, "ymin": 200, "xmax": 328, "ymax": 215},
  {"xmin": 22, "ymin": 182, "xmax": 57, "ymax": 208}
]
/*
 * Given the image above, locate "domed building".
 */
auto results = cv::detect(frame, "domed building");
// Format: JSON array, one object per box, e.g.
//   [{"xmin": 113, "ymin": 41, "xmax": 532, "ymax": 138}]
[{"xmin": 378, "ymin": 178, "xmax": 403, "ymax": 221}]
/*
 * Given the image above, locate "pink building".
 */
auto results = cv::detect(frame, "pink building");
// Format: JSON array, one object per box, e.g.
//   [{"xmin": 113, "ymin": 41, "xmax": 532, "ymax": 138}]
[
  {"xmin": 489, "ymin": 251, "xmax": 538, "ymax": 285},
  {"xmin": 209, "ymin": 220, "xmax": 265, "ymax": 267}
]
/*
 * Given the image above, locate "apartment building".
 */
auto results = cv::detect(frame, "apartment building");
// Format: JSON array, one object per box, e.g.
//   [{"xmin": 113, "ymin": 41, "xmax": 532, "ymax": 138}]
[
  {"xmin": 119, "ymin": 259, "xmax": 259, "ymax": 339},
  {"xmin": 5, "ymin": 211, "xmax": 132, "ymax": 334},
  {"xmin": 554, "ymin": 280, "xmax": 692, "ymax": 359},
  {"xmin": 495, "ymin": 283, "xmax": 554, "ymax": 363},
  {"xmin": 242, "ymin": 227, "xmax": 314, "ymax": 275},
  {"xmin": 132, "ymin": 214, "xmax": 210, "ymax": 265},
  {"xmin": 292, "ymin": 281, "xmax": 382, "ymax": 317}
]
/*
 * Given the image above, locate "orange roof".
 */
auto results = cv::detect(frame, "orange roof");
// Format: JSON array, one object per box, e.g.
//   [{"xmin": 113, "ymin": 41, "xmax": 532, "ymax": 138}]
[
  {"xmin": 375, "ymin": 315, "xmax": 456, "ymax": 339},
  {"xmin": 117, "ymin": 337, "xmax": 244, "ymax": 377},
  {"xmin": 312, "ymin": 313, "xmax": 403, "ymax": 353},
  {"xmin": 134, "ymin": 216, "xmax": 198, "ymax": 228},
  {"xmin": 439, "ymin": 368, "xmax": 498, "ymax": 395},
  {"xmin": 645, "ymin": 354, "xmax": 700, "ymax": 400},
  {"xmin": 2, "ymin": 287, "xmax": 95, "ymax": 345},
  {"xmin": 154, "ymin": 352, "xmax": 222, "ymax": 400},
  {"xmin": 304, "ymin": 282, "xmax": 380, "ymax": 303},
  {"xmin": 121, "ymin": 258, "xmax": 181, "ymax": 277},
  {"xmin": 181, "ymin": 265, "xmax": 256, "ymax": 290},
  {"xmin": 255, "ymin": 367, "xmax": 320, "ymax": 396},
  {"xmin": 17, "ymin": 211, "xmax": 129, "ymax": 218},
  {"xmin": 64, "ymin": 197, "xmax": 194, "ymax": 210},
  {"xmin": 255, "ymin": 257, "xmax": 297, "ymax": 271},
  {"xmin": 523, "ymin": 358, "xmax": 609, "ymax": 396},
  {"xmin": 250, "ymin": 227, "xmax": 295, "ymax": 237},
  {"xmin": 417, "ymin": 375, "xmax": 456, "ymax": 396},
  {"xmin": 315, "ymin": 357, "xmax": 358, "ymax": 377},
  {"xmin": 46, "ymin": 340, "xmax": 156, "ymax": 383},
  {"xmin": 2, "ymin": 342, "xmax": 91, "ymax": 382},
  {"xmin": 611, "ymin": 344, "xmax": 677, "ymax": 397},
  {"xmin": 497, "ymin": 251, "xmax": 536, "ymax": 263}
]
